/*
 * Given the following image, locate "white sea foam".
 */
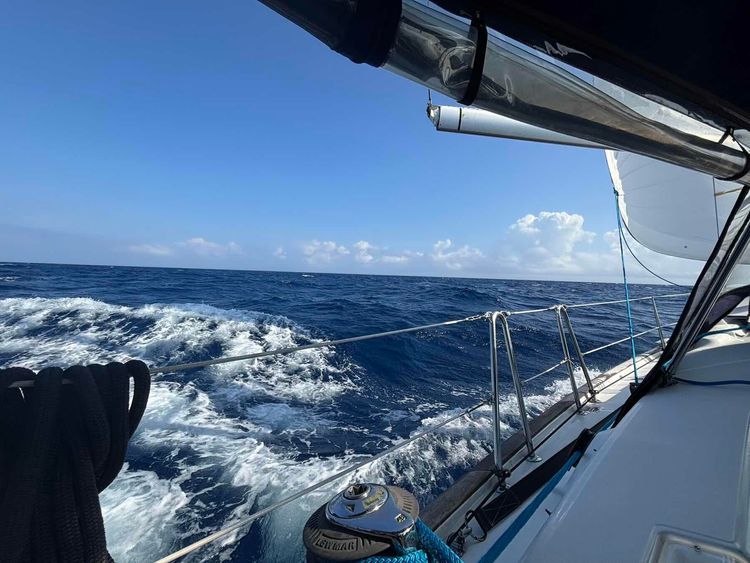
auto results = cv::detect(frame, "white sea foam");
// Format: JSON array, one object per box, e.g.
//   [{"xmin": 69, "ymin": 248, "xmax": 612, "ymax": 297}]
[
  {"xmin": 0, "ymin": 297, "xmax": 364, "ymax": 560},
  {"xmin": 0, "ymin": 297, "xmax": 354, "ymax": 401},
  {"xmin": 100, "ymin": 464, "xmax": 190, "ymax": 561},
  {"xmin": 0, "ymin": 296, "xmax": 596, "ymax": 562}
]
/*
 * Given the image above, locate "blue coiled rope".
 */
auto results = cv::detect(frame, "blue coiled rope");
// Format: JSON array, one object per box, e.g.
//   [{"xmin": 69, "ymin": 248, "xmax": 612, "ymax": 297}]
[{"xmin": 360, "ymin": 519, "xmax": 463, "ymax": 563}]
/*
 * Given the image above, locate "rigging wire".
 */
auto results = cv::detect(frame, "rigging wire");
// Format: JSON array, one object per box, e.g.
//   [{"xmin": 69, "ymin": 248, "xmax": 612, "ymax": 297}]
[
  {"xmin": 614, "ymin": 189, "xmax": 640, "ymax": 384},
  {"xmin": 617, "ymin": 208, "xmax": 683, "ymax": 287}
]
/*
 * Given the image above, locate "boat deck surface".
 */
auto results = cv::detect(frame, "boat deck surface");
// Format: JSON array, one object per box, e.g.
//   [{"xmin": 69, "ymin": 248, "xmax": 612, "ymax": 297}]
[
  {"xmin": 463, "ymin": 331, "xmax": 750, "ymax": 562},
  {"xmin": 429, "ymin": 350, "xmax": 660, "ymax": 557}
]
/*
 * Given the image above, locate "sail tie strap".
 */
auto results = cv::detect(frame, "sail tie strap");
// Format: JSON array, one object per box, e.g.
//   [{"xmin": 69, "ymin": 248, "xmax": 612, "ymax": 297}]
[
  {"xmin": 717, "ymin": 128, "xmax": 750, "ymax": 182},
  {"xmin": 0, "ymin": 360, "xmax": 150, "ymax": 562},
  {"xmin": 458, "ymin": 12, "xmax": 487, "ymax": 106}
]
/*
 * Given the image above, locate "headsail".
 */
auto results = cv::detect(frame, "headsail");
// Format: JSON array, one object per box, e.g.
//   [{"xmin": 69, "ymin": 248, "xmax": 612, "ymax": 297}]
[
  {"xmin": 425, "ymin": 103, "xmax": 744, "ymax": 262},
  {"xmin": 606, "ymin": 151, "xmax": 741, "ymax": 261}
]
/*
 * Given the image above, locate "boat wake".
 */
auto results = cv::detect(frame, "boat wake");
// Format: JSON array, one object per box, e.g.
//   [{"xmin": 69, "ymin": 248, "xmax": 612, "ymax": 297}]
[{"xmin": 0, "ymin": 297, "xmax": 599, "ymax": 561}]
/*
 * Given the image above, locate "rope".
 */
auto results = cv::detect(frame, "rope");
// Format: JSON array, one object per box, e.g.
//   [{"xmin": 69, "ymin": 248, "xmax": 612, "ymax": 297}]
[
  {"xmin": 618, "ymin": 219, "xmax": 682, "ymax": 287},
  {"xmin": 364, "ymin": 550, "xmax": 429, "ymax": 563},
  {"xmin": 581, "ymin": 322, "xmax": 676, "ymax": 357},
  {"xmin": 614, "ymin": 190, "xmax": 640, "ymax": 384},
  {"xmin": 361, "ymin": 520, "xmax": 463, "ymax": 563},
  {"xmin": 5, "ymin": 314, "xmax": 490, "ymax": 388},
  {"xmin": 6, "ymin": 301, "xmax": 688, "ymax": 388},
  {"xmin": 0, "ymin": 361, "xmax": 150, "ymax": 563},
  {"xmin": 675, "ymin": 377, "xmax": 750, "ymax": 387}
]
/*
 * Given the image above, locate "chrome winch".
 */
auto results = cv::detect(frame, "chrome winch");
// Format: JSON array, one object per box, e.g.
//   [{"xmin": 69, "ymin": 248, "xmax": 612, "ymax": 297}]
[{"xmin": 303, "ymin": 483, "xmax": 420, "ymax": 561}]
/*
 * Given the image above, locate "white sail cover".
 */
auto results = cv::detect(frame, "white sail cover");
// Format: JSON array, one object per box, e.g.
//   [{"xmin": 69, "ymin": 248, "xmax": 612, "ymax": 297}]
[{"xmin": 606, "ymin": 150, "xmax": 741, "ymax": 261}]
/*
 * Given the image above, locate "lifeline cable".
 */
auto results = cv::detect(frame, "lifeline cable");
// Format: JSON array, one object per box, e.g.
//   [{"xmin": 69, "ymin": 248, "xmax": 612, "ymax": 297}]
[{"xmin": 155, "ymin": 398, "xmax": 488, "ymax": 562}]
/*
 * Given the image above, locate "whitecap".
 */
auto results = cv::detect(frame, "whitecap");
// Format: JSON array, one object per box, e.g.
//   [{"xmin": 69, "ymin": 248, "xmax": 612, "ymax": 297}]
[{"xmin": 0, "ymin": 295, "xmax": 599, "ymax": 562}]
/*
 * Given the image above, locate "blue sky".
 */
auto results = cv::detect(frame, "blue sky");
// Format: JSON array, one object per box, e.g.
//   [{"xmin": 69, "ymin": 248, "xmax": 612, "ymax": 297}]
[{"xmin": 0, "ymin": 0, "xmax": 699, "ymax": 283}]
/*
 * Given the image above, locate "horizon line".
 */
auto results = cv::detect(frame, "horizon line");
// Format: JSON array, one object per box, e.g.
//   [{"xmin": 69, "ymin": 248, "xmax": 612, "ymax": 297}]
[{"xmin": 0, "ymin": 260, "xmax": 689, "ymax": 287}]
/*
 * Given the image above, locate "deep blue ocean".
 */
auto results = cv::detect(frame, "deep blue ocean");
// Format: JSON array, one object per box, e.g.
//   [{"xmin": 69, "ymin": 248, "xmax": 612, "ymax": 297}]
[{"xmin": 0, "ymin": 262, "xmax": 687, "ymax": 561}]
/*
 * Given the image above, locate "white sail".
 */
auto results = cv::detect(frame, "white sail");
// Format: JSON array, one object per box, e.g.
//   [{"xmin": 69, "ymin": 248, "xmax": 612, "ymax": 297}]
[
  {"xmin": 428, "ymin": 104, "xmax": 744, "ymax": 263},
  {"xmin": 606, "ymin": 150, "xmax": 741, "ymax": 261}
]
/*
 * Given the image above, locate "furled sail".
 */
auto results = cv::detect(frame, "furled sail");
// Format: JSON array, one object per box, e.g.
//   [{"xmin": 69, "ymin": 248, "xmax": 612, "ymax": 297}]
[
  {"xmin": 425, "ymin": 103, "xmax": 744, "ymax": 262},
  {"xmin": 258, "ymin": 0, "xmax": 750, "ymax": 184},
  {"xmin": 606, "ymin": 150, "xmax": 741, "ymax": 261},
  {"xmin": 426, "ymin": 103, "xmax": 744, "ymax": 262},
  {"xmin": 428, "ymin": 105, "xmax": 606, "ymax": 149}
]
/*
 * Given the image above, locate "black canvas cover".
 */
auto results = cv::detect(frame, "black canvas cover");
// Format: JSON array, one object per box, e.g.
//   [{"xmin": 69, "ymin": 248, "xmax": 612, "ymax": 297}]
[{"xmin": 432, "ymin": 0, "xmax": 750, "ymax": 131}]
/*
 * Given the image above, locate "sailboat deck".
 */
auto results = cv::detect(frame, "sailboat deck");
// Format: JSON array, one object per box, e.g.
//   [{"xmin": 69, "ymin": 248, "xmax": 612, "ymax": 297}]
[
  {"xmin": 430, "ymin": 350, "xmax": 660, "ymax": 551},
  {"xmin": 463, "ymin": 332, "xmax": 750, "ymax": 562}
]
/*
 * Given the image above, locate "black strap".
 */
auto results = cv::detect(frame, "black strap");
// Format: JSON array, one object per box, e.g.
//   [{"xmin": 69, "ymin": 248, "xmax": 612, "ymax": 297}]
[
  {"xmin": 465, "ymin": 425, "xmax": 601, "ymax": 536},
  {"xmin": 717, "ymin": 128, "xmax": 750, "ymax": 182},
  {"xmin": 458, "ymin": 13, "xmax": 488, "ymax": 106},
  {"xmin": 338, "ymin": 0, "xmax": 402, "ymax": 67},
  {"xmin": 0, "ymin": 361, "xmax": 150, "ymax": 562}
]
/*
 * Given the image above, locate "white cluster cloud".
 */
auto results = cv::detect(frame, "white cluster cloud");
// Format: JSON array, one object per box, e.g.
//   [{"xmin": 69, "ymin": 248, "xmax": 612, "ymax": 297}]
[
  {"xmin": 431, "ymin": 239, "xmax": 483, "ymax": 270},
  {"xmin": 381, "ymin": 255, "xmax": 409, "ymax": 264},
  {"xmin": 505, "ymin": 211, "xmax": 604, "ymax": 275},
  {"xmin": 124, "ymin": 210, "xmax": 701, "ymax": 283},
  {"xmin": 511, "ymin": 212, "xmax": 595, "ymax": 253},
  {"xmin": 128, "ymin": 237, "xmax": 242, "ymax": 258},
  {"xmin": 179, "ymin": 237, "xmax": 242, "ymax": 257},
  {"xmin": 302, "ymin": 240, "xmax": 350, "ymax": 264},
  {"xmin": 303, "ymin": 239, "xmax": 416, "ymax": 266},
  {"xmin": 295, "ymin": 216, "xmax": 696, "ymax": 281},
  {"xmin": 381, "ymin": 250, "xmax": 419, "ymax": 264},
  {"xmin": 353, "ymin": 240, "xmax": 376, "ymax": 264},
  {"xmin": 499, "ymin": 211, "xmax": 699, "ymax": 283}
]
